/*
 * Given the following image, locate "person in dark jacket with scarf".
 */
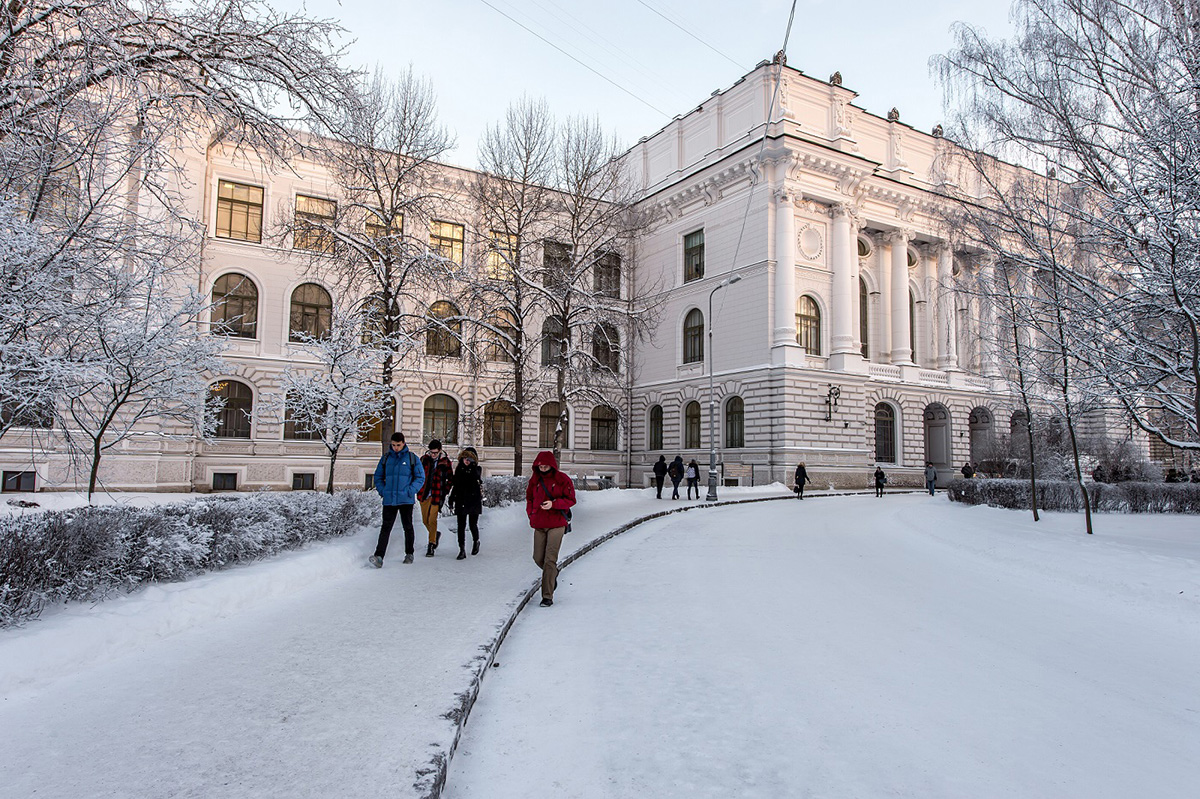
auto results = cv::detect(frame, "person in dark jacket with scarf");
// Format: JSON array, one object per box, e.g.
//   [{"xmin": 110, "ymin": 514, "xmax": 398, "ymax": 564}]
[
  {"xmin": 874, "ymin": 466, "xmax": 887, "ymax": 498},
  {"xmin": 667, "ymin": 455, "xmax": 685, "ymax": 499},
  {"xmin": 446, "ymin": 447, "xmax": 484, "ymax": 560},
  {"xmin": 652, "ymin": 455, "xmax": 668, "ymax": 499},
  {"xmin": 417, "ymin": 439, "xmax": 455, "ymax": 557},
  {"xmin": 369, "ymin": 432, "xmax": 425, "ymax": 567},
  {"xmin": 794, "ymin": 462, "xmax": 811, "ymax": 499},
  {"xmin": 526, "ymin": 451, "xmax": 576, "ymax": 607}
]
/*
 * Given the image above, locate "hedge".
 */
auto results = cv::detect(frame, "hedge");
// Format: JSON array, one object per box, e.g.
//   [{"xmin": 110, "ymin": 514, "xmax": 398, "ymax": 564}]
[{"xmin": 946, "ymin": 478, "xmax": 1200, "ymax": 514}]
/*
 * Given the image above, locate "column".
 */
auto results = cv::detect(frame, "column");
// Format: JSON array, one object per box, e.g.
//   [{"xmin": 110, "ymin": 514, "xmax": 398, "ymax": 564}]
[
  {"xmin": 889, "ymin": 230, "xmax": 913, "ymax": 365},
  {"xmin": 936, "ymin": 244, "xmax": 958, "ymax": 370},
  {"xmin": 849, "ymin": 222, "xmax": 862, "ymax": 356},
  {"xmin": 829, "ymin": 204, "xmax": 856, "ymax": 358},
  {"xmin": 878, "ymin": 233, "xmax": 893, "ymax": 363},
  {"xmin": 772, "ymin": 187, "xmax": 798, "ymax": 348},
  {"xmin": 979, "ymin": 255, "xmax": 1001, "ymax": 377}
]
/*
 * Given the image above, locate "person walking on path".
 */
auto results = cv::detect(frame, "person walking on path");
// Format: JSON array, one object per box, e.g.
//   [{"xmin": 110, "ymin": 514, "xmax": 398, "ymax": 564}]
[
  {"xmin": 526, "ymin": 451, "xmax": 576, "ymax": 607},
  {"xmin": 961, "ymin": 462, "xmax": 975, "ymax": 479},
  {"xmin": 924, "ymin": 462, "xmax": 938, "ymax": 495},
  {"xmin": 369, "ymin": 432, "xmax": 425, "ymax": 567},
  {"xmin": 685, "ymin": 459, "xmax": 701, "ymax": 500},
  {"xmin": 874, "ymin": 466, "xmax": 887, "ymax": 498},
  {"xmin": 446, "ymin": 447, "xmax": 484, "ymax": 560},
  {"xmin": 652, "ymin": 455, "xmax": 668, "ymax": 499},
  {"xmin": 668, "ymin": 455, "xmax": 685, "ymax": 500},
  {"xmin": 794, "ymin": 462, "xmax": 812, "ymax": 499},
  {"xmin": 417, "ymin": 439, "xmax": 454, "ymax": 557}
]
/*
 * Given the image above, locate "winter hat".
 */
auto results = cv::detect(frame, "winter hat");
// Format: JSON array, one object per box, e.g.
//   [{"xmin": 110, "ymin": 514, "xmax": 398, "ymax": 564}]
[
  {"xmin": 459, "ymin": 446, "xmax": 478, "ymax": 462},
  {"xmin": 428, "ymin": 438, "xmax": 442, "ymax": 450}
]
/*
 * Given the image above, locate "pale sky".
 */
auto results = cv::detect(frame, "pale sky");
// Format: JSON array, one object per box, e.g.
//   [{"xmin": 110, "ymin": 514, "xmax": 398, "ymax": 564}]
[{"xmin": 287, "ymin": 0, "xmax": 1015, "ymax": 167}]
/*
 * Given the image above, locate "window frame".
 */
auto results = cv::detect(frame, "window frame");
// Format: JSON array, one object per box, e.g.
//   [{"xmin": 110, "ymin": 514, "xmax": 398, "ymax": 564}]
[
  {"xmin": 796, "ymin": 295, "xmax": 822, "ymax": 356},
  {"xmin": 426, "ymin": 300, "xmax": 463, "ymax": 358},
  {"xmin": 211, "ymin": 273, "xmax": 259, "ymax": 339},
  {"xmin": 539, "ymin": 402, "xmax": 569, "ymax": 449},
  {"xmin": 430, "ymin": 220, "xmax": 465, "ymax": 265},
  {"xmin": 593, "ymin": 252, "xmax": 621, "ymax": 298},
  {"xmin": 682, "ymin": 309, "xmax": 704, "ymax": 364},
  {"xmin": 293, "ymin": 194, "xmax": 337, "ymax": 253},
  {"xmin": 590, "ymin": 405, "xmax": 619, "ymax": 451},
  {"xmin": 684, "ymin": 400, "xmax": 701, "ymax": 449},
  {"xmin": 289, "ymin": 283, "xmax": 333, "ymax": 342},
  {"xmin": 483, "ymin": 400, "xmax": 517, "ymax": 448},
  {"xmin": 423, "ymin": 393, "xmax": 460, "ymax": 445},
  {"xmin": 648, "ymin": 405, "xmax": 664, "ymax": 451},
  {"xmin": 215, "ymin": 179, "xmax": 264, "ymax": 243},
  {"xmin": 209, "ymin": 380, "xmax": 253, "ymax": 439},
  {"xmin": 592, "ymin": 322, "xmax": 620, "ymax": 373},
  {"xmin": 541, "ymin": 316, "xmax": 567, "ymax": 366},
  {"xmin": 725, "ymin": 396, "xmax": 745, "ymax": 448},
  {"xmin": 874, "ymin": 402, "xmax": 897, "ymax": 464},
  {"xmin": 684, "ymin": 229, "xmax": 705, "ymax": 282}
]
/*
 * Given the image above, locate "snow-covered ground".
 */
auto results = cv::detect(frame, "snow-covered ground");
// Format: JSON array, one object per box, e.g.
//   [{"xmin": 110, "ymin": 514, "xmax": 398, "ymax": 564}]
[
  {"xmin": 445, "ymin": 495, "xmax": 1200, "ymax": 799},
  {"xmin": 0, "ymin": 484, "xmax": 784, "ymax": 798}
]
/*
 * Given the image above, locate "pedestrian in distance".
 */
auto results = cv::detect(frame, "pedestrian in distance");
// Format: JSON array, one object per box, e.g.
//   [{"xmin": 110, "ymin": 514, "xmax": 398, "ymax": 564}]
[
  {"xmin": 685, "ymin": 459, "xmax": 701, "ymax": 500},
  {"xmin": 446, "ymin": 447, "xmax": 483, "ymax": 560},
  {"xmin": 369, "ymin": 432, "xmax": 425, "ymax": 567},
  {"xmin": 652, "ymin": 455, "xmax": 668, "ymax": 499},
  {"xmin": 924, "ymin": 462, "xmax": 938, "ymax": 495},
  {"xmin": 794, "ymin": 462, "xmax": 811, "ymax": 499},
  {"xmin": 873, "ymin": 466, "xmax": 887, "ymax": 498},
  {"xmin": 961, "ymin": 462, "xmax": 975, "ymax": 479},
  {"xmin": 417, "ymin": 439, "xmax": 454, "ymax": 557},
  {"xmin": 668, "ymin": 455, "xmax": 685, "ymax": 499},
  {"xmin": 526, "ymin": 450, "xmax": 576, "ymax": 607}
]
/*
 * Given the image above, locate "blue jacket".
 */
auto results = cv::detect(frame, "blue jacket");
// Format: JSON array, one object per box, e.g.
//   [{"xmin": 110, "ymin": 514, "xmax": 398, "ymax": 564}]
[{"xmin": 374, "ymin": 446, "xmax": 425, "ymax": 506}]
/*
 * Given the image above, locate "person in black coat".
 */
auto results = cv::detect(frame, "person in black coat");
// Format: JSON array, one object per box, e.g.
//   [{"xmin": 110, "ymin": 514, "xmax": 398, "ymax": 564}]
[
  {"xmin": 668, "ymin": 455, "xmax": 685, "ymax": 499},
  {"xmin": 794, "ymin": 462, "xmax": 811, "ymax": 499},
  {"xmin": 446, "ymin": 447, "xmax": 484, "ymax": 559},
  {"xmin": 652, "ymin": 455, "xmax": 668, "ymax": 499},
  {"xmin": 873, "ymin": 466, "xmax": 887, "ymax": 498}
]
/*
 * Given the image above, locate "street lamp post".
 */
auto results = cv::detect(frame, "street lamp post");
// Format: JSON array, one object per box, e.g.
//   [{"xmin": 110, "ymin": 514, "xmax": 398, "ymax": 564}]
[{"xmin": 706, "ymin": 274, "xmax": 741, "ymax": 501}]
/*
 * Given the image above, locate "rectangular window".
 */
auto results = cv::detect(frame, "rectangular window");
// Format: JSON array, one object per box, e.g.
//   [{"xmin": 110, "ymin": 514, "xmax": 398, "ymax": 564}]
[
  {"xmin": 294, "ymin": 195, "xmax": 337, "ymax": 253},
  {"xmin": 292, "ymin": 473, "xmax": 316, "ymax": 491},
  {"xmin": 215, "ymin": 180, "xmax": 264, "ymax": 243},
  {"xmin": 2, "ymin": 470, "xmax": 35, "ymax": 492},
  {"xmin": 542, "ymin": 240, "xmax": 571, "ymax": 288},
  {"xmin": 684, "ymin": 230, "xmax": 705, "ymax": 282},
  {"xmin": 212, "ymin": 472, "xmax": 238, "ymax": 491},
  {"xmin": 365, "ymin": 212, "xmax": 402, "ymax": 239},
  {"xmin": 594, "ymin": 253, "xmax": 621, "ymax": 298},
  {"xmin": 430, "ymin": 220, "xmax": 465, "ymax": 265},
  {"xmin": 486, "ymin": 231, "xmax": 518, "ymax": 280}
]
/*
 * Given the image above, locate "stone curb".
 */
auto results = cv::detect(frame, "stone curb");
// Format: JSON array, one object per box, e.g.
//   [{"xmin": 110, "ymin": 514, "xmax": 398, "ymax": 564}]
[{"xmin": 419, "ymin": 488, "xmax": 908, "ymax": 798}]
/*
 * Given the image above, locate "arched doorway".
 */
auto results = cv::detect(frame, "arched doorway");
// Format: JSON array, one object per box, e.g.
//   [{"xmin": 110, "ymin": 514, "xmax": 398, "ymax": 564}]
[
  {"xmin": 924, "ymin": 403, "xmax": 952, "ymax": 469},
  {"xmin": 969, "ymin": 406, "xmax": 995, "ymax": 463}
]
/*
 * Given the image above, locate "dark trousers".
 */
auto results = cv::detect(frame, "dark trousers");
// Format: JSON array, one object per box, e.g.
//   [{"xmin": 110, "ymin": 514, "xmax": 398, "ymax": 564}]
[
  {"xmin": 926, "ymin": 479, "xmax": 936, "ymax": 495},
  {"xmin": 686, "ymin": 477, "xmax": 700, "ymax": 499},
  {"xmin": 796, "ymin": 482, "xmax": 806, "ymax": 498},
  {"xmin": 671, "ymin": 478, "xmax": 682, "ymax": 499},
  {"xmin": 375, "ymin": 504, "xmax": 415, "ymax": 558},
  {"xmin": 654, "ymin": 474, "xmax": 664, "ymax": 498},
  {"xmin": 875, "ymin": 484, "xmax": 885, "ymax": 498},
  {"xmin": 456, "ymin": 510, "xmax": 479, "ymax": 549}
]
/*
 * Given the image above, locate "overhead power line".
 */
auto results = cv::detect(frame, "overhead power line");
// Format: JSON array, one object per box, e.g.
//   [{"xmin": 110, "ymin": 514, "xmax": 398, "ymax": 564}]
[{"xmin": 635, "ymin": 0, "xmax": 744, "ymax": 70}]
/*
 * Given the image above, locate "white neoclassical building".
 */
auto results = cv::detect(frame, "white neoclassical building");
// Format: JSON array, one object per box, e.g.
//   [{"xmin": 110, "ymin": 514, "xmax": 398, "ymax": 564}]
[{"xmin": 2, "ymin": 57, "xmax": 1026, "ymax": 494}]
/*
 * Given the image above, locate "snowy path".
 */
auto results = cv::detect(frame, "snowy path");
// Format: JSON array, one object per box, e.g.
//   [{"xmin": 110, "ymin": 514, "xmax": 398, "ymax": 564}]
[
  {"xmin": 445, "ymin": 495, "xmax": 1200, "ymax": 799},
  {"xmin": 0, "ymin": 487, "xmax": 784, "ymax": 798}
]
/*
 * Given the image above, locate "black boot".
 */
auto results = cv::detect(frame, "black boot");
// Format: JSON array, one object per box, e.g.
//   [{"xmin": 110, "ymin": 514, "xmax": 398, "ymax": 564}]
[
  {"xmin": 425, "ymin": 543, "xmax": 435, "ymax": 557},
  {"xmin": 456, "ymin": 548, "xmax": 466, "ymax": 560},
  {"xmin": 471, "ymin": 539, "xmax": 480, "ymax": 556}
]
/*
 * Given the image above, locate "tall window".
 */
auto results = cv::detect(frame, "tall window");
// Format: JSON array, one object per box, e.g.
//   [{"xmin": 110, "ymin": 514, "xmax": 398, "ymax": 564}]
[
  {"xmin": 483, "ymin": 400, "xmax": 517, "ymax": 447},
  {"xmin": 423, "ymin": 394, "xmax": 459, "ymax": 444},
  {"xmin": 209, "ymin": 380, "xmax": 253, "ymax": 439},
  {"xmin": 684, "ymin": 401, "xmax": 701, "ymax": 449},
  {"xmin": 426, "ymin": 301, "xmax": 462, "ymax": 358},
  {"xmin": 874, "ymin": 403, "xmax": 896, "ymax": 464},
  {"xmin": 539, "ymin": 402, "xmax": 569, "ymax": 449},
  {"xmin": 284, "ymin": 393, "xmax": 321, "ymax": 440},
  {"xmin": 594, "ymin": 252, "xmax": 621, "ymax": 298},
  {"xmin": 541, "ymin": 316, "xmax": 567, "ymax": 366},
  {"xmin": 365, "ymin": 212, "xmax": 402, "ymax": 239},
  {"xmin": 211, "ymin": 273, "xmax": 258, "ymax": 339},
  {"xmin": 289, "ymin": 283, "xmax": 332, "ymax": 341},
  {"xmin": 725, "ymin": 396, "xmax": 745, "ymax": 448},
  {"xmin": 648, "ymin": 405, "xmax": 664, "ymax": 450},
  {"xmin": 215, "ymin": 180, "xmax": 263, "ymax": 243},
  {"xmin": 430, "ymin": 220, "xmax": 464, "ymax": 265},
  {"xmin": 357, "ymin": 397, "xmax": 396, "ymax": 443},
  {"xmin": 542, "ymin": 240, "xmax": 571, "ymax": 288},
  {"xmin": 859, "ymin": 278, "xmax": 869, "ymax": 359},
  {"xmin": 684, "ymin": 229, "xmax": 704, "ymax": 282},
  {"xmin": 683, "ymin": 309, "xmax": 704, "ymax": 364},
  {"xmin": 796, "ymin": 296, "xmax": 821, "ymax": 355},
  {"xmin": 590, "ymin": 406, "xmax": 619, "ymax": 451},
  {"xmin": 485, "ymin": 309, "xmax": 517, "ymax": 362},
  {"xmin": 0, "ymin": 396, "xmax": 53, "ymax": 430},
  {"xmin": 592, "ymin": 323, "xmax": 620, "ymax": 373},
  {"xmin": 486, "ymin": 231, "xmax": 518, "ymax": 280},
  {"xmin": 294, "ymin": 195, "xmax": 336, "ymax": 253}
]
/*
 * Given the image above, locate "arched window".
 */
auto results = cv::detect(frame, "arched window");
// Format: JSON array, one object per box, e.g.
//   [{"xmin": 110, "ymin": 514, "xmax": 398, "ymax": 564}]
[
  {"xmin": 483, "ymin": 400, "xmax": 516, "ymax": 447},
  {"xmin": 485, "ymin": 309, "xmax": 517, "ymax": 362},
  {"xmin": 874, "ymin": 402, "xmax": 896, "ymax": 464},
  {"xmin": 426, "ymin": 301, "xmax": 462, "ymax": 358},
  {"xmin": 211, "ymin": 273, "xmax": 258, "ymax": 339},
  {"xmin": 209, "ymin": 380, "xmax": 253, "ymax": 439},
  {"xmin": 682, "ymin": 309, "xmax": 704, "ymax": 364},
  {"xmin": 283, "ymin": 392, "xmax": 322, "ymax": 441},
  {"xmin": 289, "ymin": 283, "xmax": 332, "ymax": 341},
  {"xmin": 684, "ymin": 400, "xmax": 701, "ymax": 449},
  {"xmin": 423, "ymin": 394, "xmax": 459, "ymax": 444},
  {"xmin": 539, "ymin": 402, "xmax": 569, "ymax": 449},
  {"xmin": 857, "ymin": 236, "xmax": 872, "ymax": 258},
  {"xmin": 358, "ymin": 397, "xmax": 396, "ymax": 443},
  {"xmin": 796, "ymin": 296, "xmax": 821, "ymax": 355},
  {"xmin": 592, "ymin": 323, "xmax": 620, "ymax": 372},
  {"xmin": 541, "ymin": 316, "xmax": 567, "ymax": 366},
  {"xmin": 725, "ymin": 396, "xmax": 745, "ymax": 448},
  {"xmin": 859, "ymin": 278, "xmax": 869, "ymax": 359},
  {"xmin": 648, "ymin": 405, "xmax": 664, "ymax": 450},
  {"xmin": 359, "ymin": 294, "xmax": 389, "ymax": 345},
  {"xmin": 590, "ymin": 406, "xmax": 619, "ymax": 451}
]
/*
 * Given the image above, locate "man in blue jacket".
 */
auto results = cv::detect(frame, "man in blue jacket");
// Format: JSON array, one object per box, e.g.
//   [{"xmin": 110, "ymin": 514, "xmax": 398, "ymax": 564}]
[{"xmin": 369, "ymin": 432, "xmax": 425, "ymax": 567}]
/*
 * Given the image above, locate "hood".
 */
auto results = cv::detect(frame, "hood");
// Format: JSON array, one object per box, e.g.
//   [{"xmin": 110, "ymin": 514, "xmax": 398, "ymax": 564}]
[
  {"xmin": 532, "ymin": 450, "xmax": 559, "ymax": 471},
  {"xmin": 672, "ymin": 456, "xmax": 684, "ymax": 464},
  {"xmin": 457, "ymin": 447, "xmax": 478, "ymax": 463}
]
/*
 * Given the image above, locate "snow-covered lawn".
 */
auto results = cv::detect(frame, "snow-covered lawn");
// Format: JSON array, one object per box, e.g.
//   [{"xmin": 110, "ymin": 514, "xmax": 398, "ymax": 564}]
[{"xmin": 445, "ymin": 494, "xmax": 1200, "ymax": 799}]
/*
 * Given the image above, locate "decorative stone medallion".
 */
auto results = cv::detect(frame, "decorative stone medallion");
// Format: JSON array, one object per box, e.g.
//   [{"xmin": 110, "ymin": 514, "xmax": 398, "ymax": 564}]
[{"xmin": 797, "ymin": 225, "xmax": 823, "ymax": 261}]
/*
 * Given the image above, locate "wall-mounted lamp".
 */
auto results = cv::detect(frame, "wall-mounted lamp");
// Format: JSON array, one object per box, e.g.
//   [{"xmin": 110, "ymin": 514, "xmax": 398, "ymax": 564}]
[{"xmin": 824, "ymin": 385, "xmax": 841, "ymax": 422}]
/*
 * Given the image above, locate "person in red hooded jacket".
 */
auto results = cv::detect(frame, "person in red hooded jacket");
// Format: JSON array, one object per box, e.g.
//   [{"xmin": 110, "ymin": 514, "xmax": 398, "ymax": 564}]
[{"xmin": 526, "ymin": 450, "xmax": 577, "ymax": 607}]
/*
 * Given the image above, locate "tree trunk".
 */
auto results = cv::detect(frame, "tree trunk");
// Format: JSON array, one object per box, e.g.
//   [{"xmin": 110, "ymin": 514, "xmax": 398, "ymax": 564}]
[
  {"xmin": 87, "ymin": 438, "xmax": 103, "ymax": 501},
  {"xmin": 381, "ymin": 352, "xmax": 395, "ymax": 456},
  {"xmin": 326, "ymin": 449, "xmax": 338, "ymax": 494}
]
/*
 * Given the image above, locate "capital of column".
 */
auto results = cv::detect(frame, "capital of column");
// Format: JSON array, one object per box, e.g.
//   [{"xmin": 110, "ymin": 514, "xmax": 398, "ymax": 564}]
[{"xmin": 885, "ymin": 228, "xmax": 912, "ymax": 246}]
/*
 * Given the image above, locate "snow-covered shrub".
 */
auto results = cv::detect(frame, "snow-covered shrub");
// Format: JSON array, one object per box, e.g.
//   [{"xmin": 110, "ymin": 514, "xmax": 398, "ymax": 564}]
[
  {"xmin": 1090, "ymin": 440, "xmax": 1162, "ymax": 483},
  {"xmin": 947, "ymin": 478, "xmax": 1200, "ymax": 514},
  {"xmin": 0, "ymin": 491, "xmax": 378, "ymax": 627},
  {"xmin": 482, "ymin": 476, "xmax": 527, "ymax": 508}
]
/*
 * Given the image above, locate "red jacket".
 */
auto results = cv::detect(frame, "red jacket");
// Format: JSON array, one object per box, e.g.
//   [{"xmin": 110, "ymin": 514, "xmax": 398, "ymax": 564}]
[
  {"xmin": 525, "ymin": 451, "xmax": 576, "ymax": 529},
  {"xmin": 417, "ymin": 453, "xmax": 454, "ymax": 505}
]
